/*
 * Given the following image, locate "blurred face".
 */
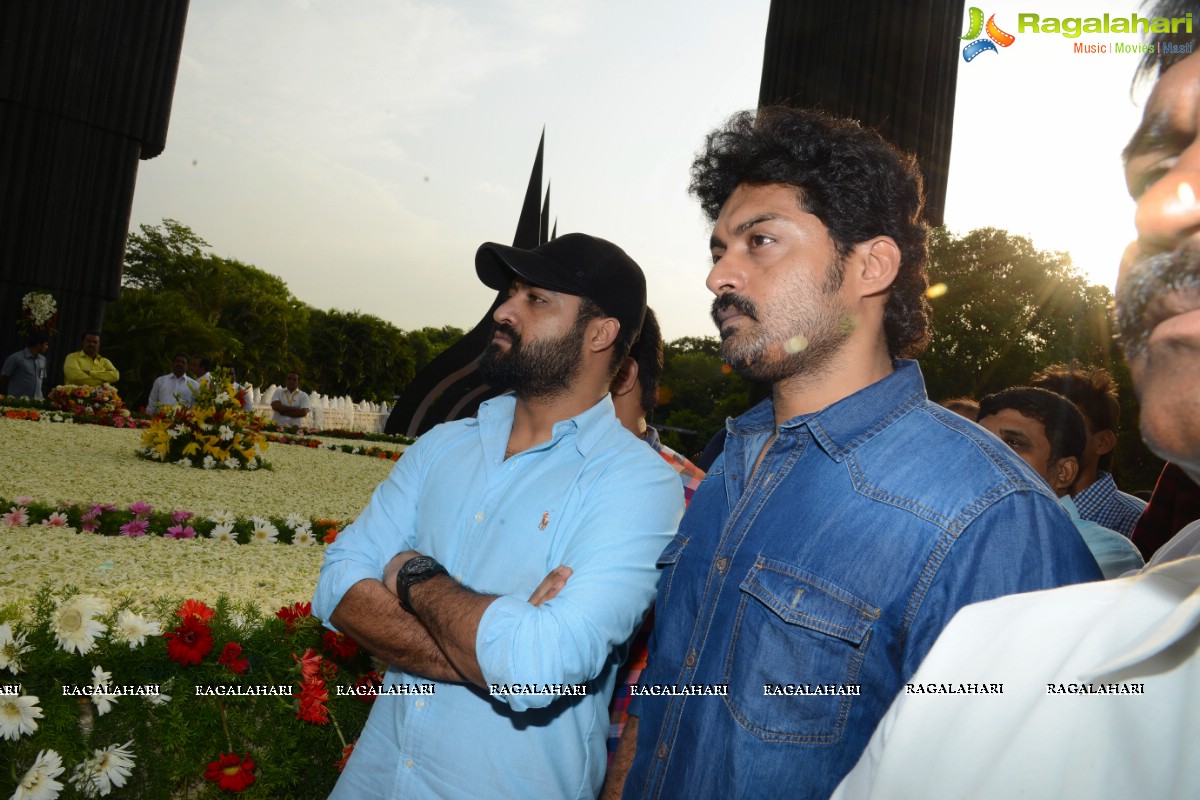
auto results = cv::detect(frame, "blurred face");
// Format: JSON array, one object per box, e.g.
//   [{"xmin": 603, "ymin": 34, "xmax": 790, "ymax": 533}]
[
  {"xmin": 190, "ymin": 356, "xmax": 202, "ymax": 376},
  {"xmin": 286, "ymin": 372, "xmax": 300, "ymax": 391},
  {"xmin": 479, "ymin": 279, "xmax": 589, "ymax": 399},
  {"xmin": 978, "ymin": 408, "xmax": 1055, "ymax": 483},
  {"xmin": 172, "ymin": 356, "xmax": 188, "ymax": 377},
  {"xmin": 1117, "ymin": 50, "xmax": 1200, "ymax": 480},
  {"xmin": 82, "ymin": 334, "xmax": 100, "ymax": 357},
  {"xmin": 706, "ymin": 183, "xmax": 853, "ymax": 383}
]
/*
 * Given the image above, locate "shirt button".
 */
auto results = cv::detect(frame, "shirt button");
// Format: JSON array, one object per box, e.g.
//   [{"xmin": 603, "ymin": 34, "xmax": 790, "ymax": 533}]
[
  {"xmin": 685, "ymin": 650, "xmax": 697, "ymax": 668},
  {"xmin": 715, "ymin": 557, "xmax": 729, "ymax": 574},
  {"xmin": 405, "ymin": 759, "xmax": 414, "ymax": 769},
  {"xmin": 474, "ymin": 512, "xmax": 485, "ymax": 522},
  {"xmin": 657, "ymin": 745, "xmax": 669, "ymax": 760},
  {"xmin": 415, "ymin": 700, "xmax": 426, "ymax": 709}
]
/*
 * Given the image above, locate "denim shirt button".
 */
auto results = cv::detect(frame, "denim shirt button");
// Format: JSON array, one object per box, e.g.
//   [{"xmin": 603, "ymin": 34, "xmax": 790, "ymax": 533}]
[
  {"xmin": 656, "ymin": 745, "xmax": 669, "ymax": 760},
  {"xmin": 685, "ymin": 650, "xmax": 697, "ymax": 668},
  {"xmin": 715, "ymin": 557, "xmax": 729, "ymax": 574}
]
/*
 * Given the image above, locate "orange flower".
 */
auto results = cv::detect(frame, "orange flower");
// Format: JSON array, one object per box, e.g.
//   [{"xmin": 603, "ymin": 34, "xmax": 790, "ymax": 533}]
[
  {"xmin": 335, "ymin": 741, "xmax": 356, "ymax": 772},
  {"xmin": 176, "ymin": 598, "xmax": 215, "ymax": 622}
]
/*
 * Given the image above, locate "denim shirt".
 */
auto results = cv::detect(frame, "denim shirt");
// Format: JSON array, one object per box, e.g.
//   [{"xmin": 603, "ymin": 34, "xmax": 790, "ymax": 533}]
[{"xmin": 624, "ymin": 360, "xmax": 1103, "ymax": 799}]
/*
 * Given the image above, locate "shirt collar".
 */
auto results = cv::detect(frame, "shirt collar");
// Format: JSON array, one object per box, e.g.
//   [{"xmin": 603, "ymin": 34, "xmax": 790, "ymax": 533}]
[
  {"xmin": 726, "ymin": 359, "xmax": 929, "ymax": 462},
  {"xmin": 1075, "ymin": 471, "xmax": 1117, "ymax": 504},
  {"xmin": 474, "ymin": 392, "xmax": 618, "ymax": 458}
]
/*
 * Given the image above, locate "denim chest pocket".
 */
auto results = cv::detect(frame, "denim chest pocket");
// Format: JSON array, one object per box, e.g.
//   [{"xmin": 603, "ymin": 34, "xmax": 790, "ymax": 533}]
[{"xmin": 722, "ymin": 557, "xmax": 879, "ymax": 745}]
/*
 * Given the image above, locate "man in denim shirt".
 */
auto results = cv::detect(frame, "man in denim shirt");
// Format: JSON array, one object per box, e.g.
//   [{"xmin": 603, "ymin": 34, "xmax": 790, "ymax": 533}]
[{"xmin": 606, "ymin": 108, "xmax": 1103, "ymax": 800}]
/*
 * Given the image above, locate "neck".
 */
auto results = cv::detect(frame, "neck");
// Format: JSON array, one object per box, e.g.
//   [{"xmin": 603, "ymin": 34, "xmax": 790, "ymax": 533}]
[
  {"xmin": 770, "ymin": 336, "xmax": 894, "ymax": 425},
  {"xmin": 1072, "ymin": 464, "xmax": 1101, "ymax": 493}
]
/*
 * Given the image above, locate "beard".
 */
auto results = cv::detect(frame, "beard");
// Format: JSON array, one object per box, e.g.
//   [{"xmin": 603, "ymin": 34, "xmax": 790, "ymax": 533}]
[
  {"xmin": 710, "ymin": 257, "xmax": 851, "ymax": 383},
  {"xmin": 479, "ymin": 316, "xmax": 587, "ymax": 400},
  {"xmin": 1116, "ymin": 245, "xmax": 1200, "ymax": 360}
]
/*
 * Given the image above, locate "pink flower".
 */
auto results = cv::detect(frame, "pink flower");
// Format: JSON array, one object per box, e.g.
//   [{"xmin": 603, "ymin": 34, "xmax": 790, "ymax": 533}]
[
  {"xmin": 165, "ymin": 524, "xmax": 196, "ymax": 539},
  {"xmin": 128, "ymin": 501, "xmax": 153, "ymax": 517},
  {"xmin": 1, "ymin": 508, "xmax": 29, "ymax": 527},
  {"xmin": 171, "ymin": 509, "xmax": 194, "ymax": 524},
  {"xmin": 14, "ymin": 495, "xmax": 33, "ymax": 506},
  {"xmin": 45, "ymin": 511, "xmax": 69, "ymax": 527},
  {"xmin": 119, "ymin": 519, "xmax": 149, "ymax": 537}
]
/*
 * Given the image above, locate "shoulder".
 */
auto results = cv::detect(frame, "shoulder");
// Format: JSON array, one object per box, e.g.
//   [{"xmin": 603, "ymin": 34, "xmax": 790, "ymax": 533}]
[{"xmin": 854, "ymin": 400, "xmax": 1063, "ymax": 530}]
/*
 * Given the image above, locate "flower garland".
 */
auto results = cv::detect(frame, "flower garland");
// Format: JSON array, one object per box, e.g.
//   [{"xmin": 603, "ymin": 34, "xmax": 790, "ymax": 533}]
[
  {"xmin": 17, "ymin": 291, "xmax": 57, "ymax": 338},
  {"xmin": 1, "ymin": 590, "xmax": 376, "ymax": 797},
  {"xmin": 138, "ymin": 369, "xmax": 270, "ymax": 470},
  {"xmin": 0, "ymin": 496, "xmax": 346, "ymax": 545}
]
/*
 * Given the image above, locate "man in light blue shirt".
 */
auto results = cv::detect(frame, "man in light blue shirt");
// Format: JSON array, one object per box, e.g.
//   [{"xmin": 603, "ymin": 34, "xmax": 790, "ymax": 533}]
[{"xmin": 314, "ymin": 233, "xmax": 684, "ymax": 799}]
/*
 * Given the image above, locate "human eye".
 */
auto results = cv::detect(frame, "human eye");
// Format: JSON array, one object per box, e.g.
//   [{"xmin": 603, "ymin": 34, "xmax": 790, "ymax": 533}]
[
  {"xmin": 748, "ymin": 232, "xmax": 775, "ymax": 249},
  {"xmin": 1127, "ymin": 158, "xmax": 1175, "ymax": 200}
]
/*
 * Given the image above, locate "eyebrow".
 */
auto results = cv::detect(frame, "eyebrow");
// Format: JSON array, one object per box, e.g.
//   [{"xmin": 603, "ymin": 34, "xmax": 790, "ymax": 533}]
[
  {"xmin": 709, "ymin": 213, "xmax": 783, "ymax": 251},
  {"xmin": 1122, "ymin": 111, "xmax": 1192, "ymax": 164}
]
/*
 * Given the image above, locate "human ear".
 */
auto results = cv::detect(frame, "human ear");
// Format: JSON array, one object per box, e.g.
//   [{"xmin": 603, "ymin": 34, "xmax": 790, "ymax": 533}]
[
  {"xmin": 1050, "ymin": 456, "xmax": 1080, "ymax": 494},
  {"xmin": 853, "ymin": 236, "xmax": 901, "ymax": 297}
]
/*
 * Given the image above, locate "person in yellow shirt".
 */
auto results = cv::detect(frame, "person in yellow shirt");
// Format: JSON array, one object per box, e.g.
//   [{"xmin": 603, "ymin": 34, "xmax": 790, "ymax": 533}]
[{"xmin": 63, "ymin": 331, "xmax": 119, "ymax": 387}]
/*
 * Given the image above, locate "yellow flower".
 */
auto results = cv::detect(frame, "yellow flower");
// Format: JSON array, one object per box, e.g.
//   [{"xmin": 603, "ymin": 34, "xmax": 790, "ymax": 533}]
[{"xmin": 181, "ymin": 441, "xmax": 200, "ymax": 456}]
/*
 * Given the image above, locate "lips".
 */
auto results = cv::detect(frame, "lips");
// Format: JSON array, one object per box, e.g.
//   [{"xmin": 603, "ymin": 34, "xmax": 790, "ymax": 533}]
[{"xmin": 710, "ymin": 294, "xmax": 759, "ymax": 332}]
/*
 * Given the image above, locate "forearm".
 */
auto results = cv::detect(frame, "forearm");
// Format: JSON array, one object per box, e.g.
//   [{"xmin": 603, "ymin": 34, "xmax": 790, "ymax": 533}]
[
  {"xmin": 93, "ymin": 364, "xmax": 119, "ymax": 382},
  {"xmin": 329, "ymin": 578, "xmax": 466, "ymax": 683},
  {"xmin": 602, "ymin": 714, "xmax": 638, "ymax": 800},
  {"xmin": 408, "ymin": 575, "xmax": 497, "ymax": 688}
]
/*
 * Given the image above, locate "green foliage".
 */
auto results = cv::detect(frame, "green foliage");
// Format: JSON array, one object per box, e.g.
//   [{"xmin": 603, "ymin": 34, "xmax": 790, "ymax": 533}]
[
  {"xmin": 655, "ymin": 339, "xmax": 750, "ymax": 459},
  {"xmin": 107, "ymin": 220, "xmax": 464, "ymax": 409}
]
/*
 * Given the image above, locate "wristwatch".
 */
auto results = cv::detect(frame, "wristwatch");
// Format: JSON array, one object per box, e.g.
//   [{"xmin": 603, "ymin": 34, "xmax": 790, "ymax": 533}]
[{"xmin": 396, "ymin": 555, "xmax": 448, "ymax": 614}]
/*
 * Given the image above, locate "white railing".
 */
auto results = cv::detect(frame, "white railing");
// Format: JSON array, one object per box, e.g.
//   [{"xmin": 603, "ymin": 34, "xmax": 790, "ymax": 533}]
[{"xmin": 243, "ymin": 385, "xmax": 392, "ymax": 433}]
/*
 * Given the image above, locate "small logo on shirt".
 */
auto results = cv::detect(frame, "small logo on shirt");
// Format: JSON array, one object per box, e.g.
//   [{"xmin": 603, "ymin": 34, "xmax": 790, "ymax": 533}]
[{"xmin": 538, "ymin": 511, "xmax": 550, "ymax": 531}]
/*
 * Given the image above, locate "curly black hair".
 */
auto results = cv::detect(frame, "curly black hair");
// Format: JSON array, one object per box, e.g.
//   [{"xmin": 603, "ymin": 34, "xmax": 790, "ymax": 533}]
[
  {"xmin": 978, "ymin": 387, "xmax": 1087, "ymax": 464},
  {"xmin": 628, "ymin": 307, "xmax": 664, "ymax": 417},
  {"xmin": 1136, "ymin": 0, "xmax": 1199, "ymax": 82},
  {"xmin": 689, "ymin": 107, "xmax": 931, "ymax": 359}
]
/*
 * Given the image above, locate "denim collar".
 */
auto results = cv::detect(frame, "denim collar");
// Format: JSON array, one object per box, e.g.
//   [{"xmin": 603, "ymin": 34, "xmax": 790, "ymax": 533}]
[{"xmin": 726, "ymin": 359, "xmax": 929, "ymax": 463}]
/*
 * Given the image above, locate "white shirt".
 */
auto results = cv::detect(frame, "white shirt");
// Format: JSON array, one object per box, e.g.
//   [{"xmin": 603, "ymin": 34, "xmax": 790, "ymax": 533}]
[
  {"xmin": 146, "ymin": 373, "xmax": 198, "ymax": 415},
  {"xmin": 832, "ymin": 555, "xmax": 1200, "ymax": 799},
  {"xmin": 1144, "ymin": 519, "xmax": 1200, "ymax": 571},
  {"xmin": 271, "ymin": 386, "xmax": 309, "ymax": 427}
]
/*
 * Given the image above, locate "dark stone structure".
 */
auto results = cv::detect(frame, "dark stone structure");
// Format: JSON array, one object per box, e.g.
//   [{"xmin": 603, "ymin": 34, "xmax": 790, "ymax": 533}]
[
  {"xmin": 0, "ymin": 1, "xmax": 190, "ymax": 382},
  {"xmin": 758, "ymin": 0, "xmax": 963, "ymax": 225}
]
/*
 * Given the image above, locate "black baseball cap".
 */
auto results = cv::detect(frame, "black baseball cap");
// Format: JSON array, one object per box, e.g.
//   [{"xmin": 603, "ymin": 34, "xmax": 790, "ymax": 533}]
[{"xmin": 475, "ymin": 233, "xmax": 647, "ymax": 342}]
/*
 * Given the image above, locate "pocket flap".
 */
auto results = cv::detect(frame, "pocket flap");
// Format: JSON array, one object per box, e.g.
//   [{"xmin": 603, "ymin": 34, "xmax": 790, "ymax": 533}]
[
  {"xmin": 740, "ymin": 558, "xmax": 879, "ymax": 645},
  {"xmin": 656, "ymin": 533, "xmax": 689, "ymax": 567}
]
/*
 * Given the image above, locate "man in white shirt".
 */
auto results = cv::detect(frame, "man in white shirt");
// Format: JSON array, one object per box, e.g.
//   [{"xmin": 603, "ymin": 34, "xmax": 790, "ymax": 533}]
[
  {"xmin": 270, "ymin": 371, "xmax": 310, "ymax": 428},
  {"xmin": 146, "ymin": 353, "xmax": 198, "ymax": 415}
]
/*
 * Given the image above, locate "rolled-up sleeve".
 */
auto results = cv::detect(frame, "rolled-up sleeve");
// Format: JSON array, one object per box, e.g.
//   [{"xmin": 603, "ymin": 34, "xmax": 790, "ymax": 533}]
[
  {"xmin": 312, "ymin": 438, "xmax": 425, "ymax": 628},
  {"xmin": 475, "ymin": 459, "xmax": 683, "ymax": 711}
]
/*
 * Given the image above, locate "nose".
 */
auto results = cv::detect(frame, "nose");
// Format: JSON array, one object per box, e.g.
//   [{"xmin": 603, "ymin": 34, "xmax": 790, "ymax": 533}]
[
  {"xmin": 493, "ymin": 292, "xmax": 518, "ymax": 326},
  {"xmin": 706, "ymin": 252, "xmax": 745, "ymax": 297},
  {"xmin": 1133, "ymin": 149, "xmax": 1200, "ymax": 258}
]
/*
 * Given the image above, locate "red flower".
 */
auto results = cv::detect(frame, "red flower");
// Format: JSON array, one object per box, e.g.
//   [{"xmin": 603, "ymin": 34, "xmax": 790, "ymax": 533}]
[
  {"xmin": 165, "ymin": 615, "xmax": 214, "ymax": 665},
  {"xmin": 205, "ymin": 752, "xmax": 256, "ymax": 791},
  {"xmin": 218, "ymin": 642, "xmax": 249, "ymax": 675},
  {"xmin": 335, "ymin": 740, "xmax": 356, "ymax": 773},
  {"xmin": 276, "ymin": 601, "xmax": 312, "ymax": 631},
  {"xmin": 322, "ymin": 630, "xmax": 359, "ymax": 660},
  {"xmin": 322, "ymin": 527, "xmax": 340, "ymax": 544},
  {"xmin": 353, "ymin": 671, "xmax": 383, "ymax": 702},
  {"xmin": 176, "ymin": 598, "xmax": 215, "ymax": 622},
  {"xmin": 297, "ymin": 677, "xmax": 330, "ymax": 724}
]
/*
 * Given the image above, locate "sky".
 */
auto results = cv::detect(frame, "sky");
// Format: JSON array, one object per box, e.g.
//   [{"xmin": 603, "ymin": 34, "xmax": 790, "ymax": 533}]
[{"xmin": 128, "ymin": 0, "xmax": 1155, "ymax": 342}]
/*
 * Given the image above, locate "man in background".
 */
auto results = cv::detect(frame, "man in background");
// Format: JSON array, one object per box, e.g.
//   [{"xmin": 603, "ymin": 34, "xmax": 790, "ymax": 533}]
[
  {"xmin": 146, "ymin": 353, "xmax": 197, "ymax": 414},
  {"xmin": 976, "ymin": 387, "xmax": 1143, "ymax": 578},
  {"xmin": 0, "ymin": 333, "xmax": 49, "ymax": 399},
  {"xmin": 270, "ymin": 370, "xmax": 310, "ymax": 428},
  {"xmin": 1030, "ymin": 363, "xmax": 1145, "ymax": 537},
  {"xmin": 63, "ymin": 331, "xmax": 119, "ymax": 387}
]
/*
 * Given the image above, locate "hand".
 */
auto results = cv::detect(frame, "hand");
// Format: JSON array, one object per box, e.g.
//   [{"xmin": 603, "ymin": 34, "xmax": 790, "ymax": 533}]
[
  {"xmin": 382, "ymin": 550, "xmax": 423, "ymax": 596},
  {"xmin": 527, "ymin": 565, "xmax": 572, "ymax": 606}
]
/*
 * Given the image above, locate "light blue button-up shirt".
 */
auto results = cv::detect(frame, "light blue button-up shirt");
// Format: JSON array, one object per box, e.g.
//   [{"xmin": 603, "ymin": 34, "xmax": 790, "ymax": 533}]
[{"xmin": 314, "ymin": 393, "xmax": 683, "ymax": 799}]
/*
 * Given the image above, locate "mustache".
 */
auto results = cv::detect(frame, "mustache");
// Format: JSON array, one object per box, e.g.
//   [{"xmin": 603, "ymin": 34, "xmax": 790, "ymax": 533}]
[
  {"xmin": 1116, "ymin": 246, "xmax": 1200, "ymax": 357},
  {"xmin": 710, "ymin": 294, "xmax": 760, "ymax": 329},
  {"xmin": 490, "ymin": 322, "xmax": 521, "ymax": 346}
]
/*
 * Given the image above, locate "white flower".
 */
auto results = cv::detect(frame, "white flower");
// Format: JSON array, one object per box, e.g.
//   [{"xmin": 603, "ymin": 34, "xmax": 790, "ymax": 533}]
[
  {"xmin": 223, "ymin": 457, "xmax": 240, "ymax": 470},
  {"xmin": 208, "ymin": 510, "xmax": 236, "ymax": 525},
  {"xmin": 249, "ymin": 517, "xmax": 278, "ymax": 544},
  {"xmin": 285, "ymin": 512, "xmax": 308, "ymax": 530},
  {"xmin": 202, "ymin": 455, "xmax": 216, "ymax": 470},
  {"xmin": 293, "ymin": 529, "xmax": 315, "ymax": 546},
  {"xmin": 177, "ymin": 457, "xmax": 192, "ymax": 468},
  {"xmin": 0, "ymin": 694, "xmax": 42, "ymax": 740},
  {"xmin": 52, "ymin": 595, "xmax": 107, "ymax": 655},
  {"xmin": 208, "ymin": 522, "xmax": 236, "ymax": 543},
  {"xmin": 70, "ymin": 740, "xmax": 135, "ymax": 797},
  {"xmin": 215, "ymin": 392, "xmax": 230, "ymax": 404},
  {"xmin": 13, "ymin": 748, "xmax": 64, "ymax": 800},
  {"xmin": 246, "ymin": 459, "xmax": 259, "ymax": 471},
  {"xmin": 42, "ymin": 511, "xmax": 69, "ymax": 527},
  {"xmin": 90, "ymin": 666, "xmax": 117, "ymax": 716},
  {"xmin": 113, "ymin": 610, "xmax": 160, "ymax": 648},
  {"xmin": 0, "ymin": 622, "xmax": 32, "ymax": 673},
  {"xmin": 218, "ymin": 424, "xmax": 234, "ymax": 441}
]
